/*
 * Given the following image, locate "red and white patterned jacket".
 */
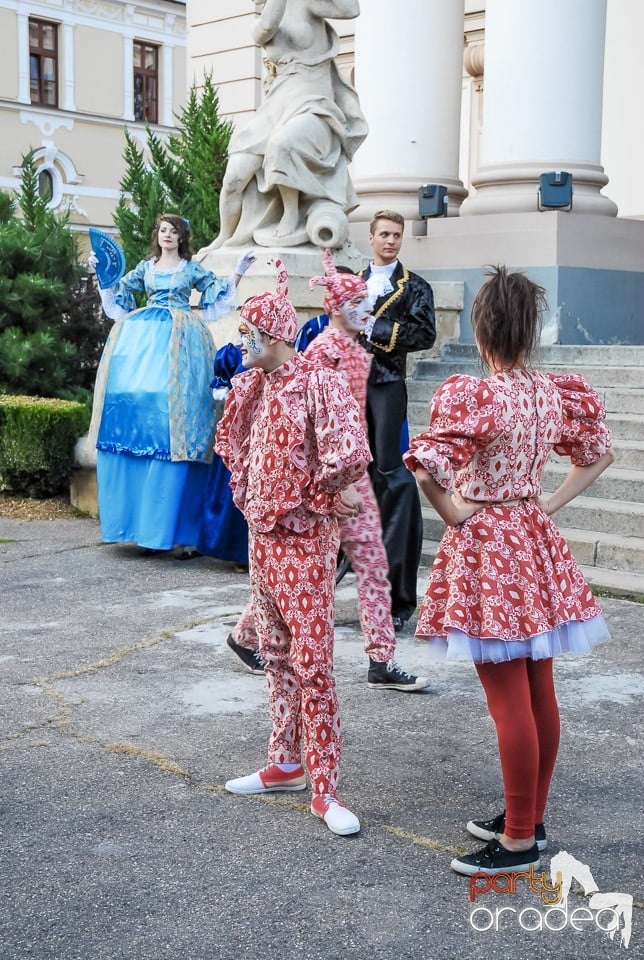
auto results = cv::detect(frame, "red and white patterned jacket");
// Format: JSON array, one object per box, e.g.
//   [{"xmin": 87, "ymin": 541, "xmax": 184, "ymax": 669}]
[
  {"xmin": 215, "ymin": 351, "xmax": 371, "ymax": 534},
  {"xmin": 305, "ymin": 326, "xmax": 372, "ymax": 431}
]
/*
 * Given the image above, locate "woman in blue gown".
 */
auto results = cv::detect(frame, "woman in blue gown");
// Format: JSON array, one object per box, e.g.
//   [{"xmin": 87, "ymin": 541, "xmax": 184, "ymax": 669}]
[{"xmin": 88, "ymin": 213, "xmax": 254, "ymax": 552}]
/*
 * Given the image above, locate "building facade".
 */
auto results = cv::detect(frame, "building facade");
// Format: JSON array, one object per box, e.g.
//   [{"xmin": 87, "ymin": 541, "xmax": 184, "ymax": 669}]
[
  {"xmin": 0, "ymin": 0, "xmax": 187, "ymax": 236},
  {"xmin": 186, "ymin": 0, "xmax": 644, "ymax": 345}
]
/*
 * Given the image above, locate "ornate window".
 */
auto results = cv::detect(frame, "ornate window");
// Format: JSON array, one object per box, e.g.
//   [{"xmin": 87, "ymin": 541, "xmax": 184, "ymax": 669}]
[
  {"xmin": 29, "ymin": 19, "xmax": 58, "ymax": 108},
  {"xmin": 14, "ymin": 147, "xmax": 87, "ymax": 217},
  {"xmin": 37, "ymin": 168, "xmax": 54, "ymax": 203},
  {"xmin": 133, "ymin": 41, "xmax": 159, "ymax": 124}
]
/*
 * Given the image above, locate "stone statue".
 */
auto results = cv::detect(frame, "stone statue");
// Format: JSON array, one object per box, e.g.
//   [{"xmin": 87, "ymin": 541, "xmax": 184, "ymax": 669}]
[{"xmin": 211, "ymin": 0, "xmax": 367, "ymax": 250}]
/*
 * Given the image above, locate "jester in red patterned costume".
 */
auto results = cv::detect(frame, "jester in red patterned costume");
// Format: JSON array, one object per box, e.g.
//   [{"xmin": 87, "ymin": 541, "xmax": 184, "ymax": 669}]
[
  {"xmin": 216, "ymin": 258, "xmax": 371, "ymax": 836},
  {"xmin": 228, "ymin": 250, "xmax": 430, "ymax": 691}
]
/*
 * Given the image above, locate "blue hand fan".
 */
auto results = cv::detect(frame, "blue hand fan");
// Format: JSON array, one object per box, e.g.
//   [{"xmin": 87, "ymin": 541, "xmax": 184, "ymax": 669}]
[{"xmin": 89, "ymin": 228, "xmax": 126, "ymax": 289}]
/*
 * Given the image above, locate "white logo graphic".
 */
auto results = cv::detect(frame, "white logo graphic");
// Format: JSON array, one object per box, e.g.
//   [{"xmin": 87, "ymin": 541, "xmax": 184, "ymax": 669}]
[{"xmin": 550, "ymin": 851, "xmax": 633, "ymax": 949}]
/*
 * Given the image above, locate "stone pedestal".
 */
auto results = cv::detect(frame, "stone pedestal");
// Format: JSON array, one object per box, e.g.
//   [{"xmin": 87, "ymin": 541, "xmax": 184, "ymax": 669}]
[
  {"xmin": 196, "ymin": 242, "xmax": 368, "ymax": 346},
  {"xmin": 385, "ymin": 212, "xmax": 644, "ymax": 345},
  {"xmin": 69, "ymin": 466, "xmax": 98, "ymax": 518},
  {"xmin": 70, "ymin": 434, "xmax": 98, "ymax": 516}
]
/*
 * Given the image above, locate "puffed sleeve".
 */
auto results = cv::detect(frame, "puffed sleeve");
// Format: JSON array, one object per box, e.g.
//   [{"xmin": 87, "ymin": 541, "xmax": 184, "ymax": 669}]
[
  {"xmin": 211, "ymin": 343, "xmax": 243, "ymax": 388},
  {"xmin": 403, "ymin": 374, "xmax": 502, "ymax": 489},
  {"xmin": 113, "ymin": 260, "xmax": 148, "ymax": 312},
  {"xmin": 214, "ymin": 367, "xmax": 264, "ymax": 511},
  {"xmin": 305, "ymin": 368, "xmax": 372, "ymax": 510},
  {"xmin": 547, "ymin": 373, "xmax": 612, "ymax": 465},
  {"xmin": 190, "ymin": 262, "xmax": 237, "ymax": 322}
]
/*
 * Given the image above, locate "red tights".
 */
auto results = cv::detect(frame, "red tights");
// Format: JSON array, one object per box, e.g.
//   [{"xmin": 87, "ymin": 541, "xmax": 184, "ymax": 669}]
[{"xmin": 475, "ymin": 657, "xmax": 560, "ymax": 839}]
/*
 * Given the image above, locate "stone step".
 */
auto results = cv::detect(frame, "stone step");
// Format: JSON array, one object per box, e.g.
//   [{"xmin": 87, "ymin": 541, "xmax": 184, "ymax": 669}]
[
  {"xmin": 421, "ymin": 495, "xmax": 644, "ymax": 550},
  {"xmin": 409, "ymin": 457, "xmax": 644, "ymax": 513},
  {"xmin": 544, "ymin": 461, "xmax": 644, "ymax": 504},
  {"xmin": 543, "ymin": 496, "xmax": 644, "ymax": 541},
  {"xmin": 407, "ymin": 379, "xmax": 644, "ymax": 415},
  {"xmin": 412, "ymin": 359, "xmax": 644, "ymax": 389},
  {"xmin": 406, "ymin": 405, "xmax": 644, "ymax": 472},
  {"xmin": 406, "ymin": 401, "xmax": 642, "ymax": 442},
  {"xmin": 576, "ymin": 565, "xmax": 644, "ymax": 600},
  {"xmin": 419, "ymin": 543, "xmax": 644, "ymax": 599},
  {"xmin": 596, "ymin": 388, "xmax": 644, "ymax": 416},
  {"xmin": 419, "ymin": 525, "xmax": 644, "ymax": 582},
  {"xmin": 440, "ymin": 343, "xmax": 644, "ymax": 367},
  {"xmin": 610, "ymin": 441, "xmax": 644, "ymax": 472}
]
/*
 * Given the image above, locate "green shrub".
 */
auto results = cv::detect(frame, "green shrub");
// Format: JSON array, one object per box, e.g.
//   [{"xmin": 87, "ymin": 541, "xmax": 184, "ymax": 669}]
[
  {"xmin": 0, "ymin": 395, "xmax": 90, "ymax": 498},
  {"xmin": 0, "ymin": 154, "xmax": 109, "ymax": 402}
]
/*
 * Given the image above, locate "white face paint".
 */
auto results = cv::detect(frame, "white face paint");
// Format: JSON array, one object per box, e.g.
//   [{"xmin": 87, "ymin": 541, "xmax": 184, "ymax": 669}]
[
  {"xmin": 238, "ymin": 319, "xmax": 269, "ymax": 368},
  {"xmin": 337, "ymin": 294, "xmax": 372, "ymax": 333}
]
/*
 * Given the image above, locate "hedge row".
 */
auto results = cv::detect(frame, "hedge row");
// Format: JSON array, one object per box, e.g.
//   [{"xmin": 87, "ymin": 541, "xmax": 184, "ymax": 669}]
[{"xmin": 0, "ymin": 395, "xmax": 89, "ymax": 498}]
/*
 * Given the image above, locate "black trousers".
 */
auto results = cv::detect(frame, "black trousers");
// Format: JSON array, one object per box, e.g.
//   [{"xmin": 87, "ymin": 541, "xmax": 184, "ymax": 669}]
[{"xmin": 365, "ymin": 379, "xmax": 423, "ymax": 622}]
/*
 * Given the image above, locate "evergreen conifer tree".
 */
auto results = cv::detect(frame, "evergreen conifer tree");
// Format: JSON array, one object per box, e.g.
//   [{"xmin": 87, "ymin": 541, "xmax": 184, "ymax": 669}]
[
  {"xmin": 114, "ymin": 74, "xmax": 232, "ymax": 266},
  {"xmin": 113, "ymin": 129, "xmax": 169, "ymax": 268},
  {"xmin": 0, "ymin": 153, "xmax": 108, "ymax": 403}
]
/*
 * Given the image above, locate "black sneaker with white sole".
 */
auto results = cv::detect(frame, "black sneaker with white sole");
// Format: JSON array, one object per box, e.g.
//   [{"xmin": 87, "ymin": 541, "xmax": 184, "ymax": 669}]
[
  {"xmin": 451, "ymin": 839, "xmax": 540, "ymax": 876},
  {"xmin": 226, "ymin": 634, "xmax": 266, "ymax": 675},
  {"xmin": 367, "ymin": 658, "xmax": 429, "ymax": 692},
  {"xmin": 467, "ymin": 810, "xmax": 547, "ymax": 851}
]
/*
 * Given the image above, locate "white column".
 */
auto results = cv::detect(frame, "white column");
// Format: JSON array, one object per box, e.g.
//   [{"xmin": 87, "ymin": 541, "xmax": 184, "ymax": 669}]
[
  {"xmin": 161, "ymin": 43, "xmax": 174, "ymax": 127},
  {"xmin": 460, "ymin": 0, "xmax": 617, "ymax": 216},
  {"xmin": 62, "ymin": 22, "xmax": 76, "ymax": 112},
  {"xmin": 122, "ymin": 34, "xmax": 134, "ymax": 121},
  {"xmin": 17, "ymin": 12, "xmax": 30, "ymax": 104},
  {"xmin": 351, "ymin": 0, "xmax": 466, "ymax": 224}
]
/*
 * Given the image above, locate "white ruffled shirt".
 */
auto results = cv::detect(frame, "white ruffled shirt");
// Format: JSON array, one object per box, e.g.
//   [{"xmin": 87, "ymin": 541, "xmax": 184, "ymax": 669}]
[
  {"xmin": 364, "ymin": 261, "xmax": 398, "ymax": 339},
  {"xmin": 365, "ymin": 261, "xmax": 398, "ymax": 304}
]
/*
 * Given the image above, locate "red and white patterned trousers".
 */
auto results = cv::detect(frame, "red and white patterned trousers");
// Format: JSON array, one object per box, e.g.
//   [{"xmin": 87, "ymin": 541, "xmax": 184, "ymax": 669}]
[
  {"xmin": 248, "ymin": 518, "xmax": 341, "ymax": 798},
  {"xmin": 339, "ymin": 473, "xmax": 396, "ymax": 661},
  {"xmin": 234, "ymin": 473, "xmax": 396, "ymax": 663}
]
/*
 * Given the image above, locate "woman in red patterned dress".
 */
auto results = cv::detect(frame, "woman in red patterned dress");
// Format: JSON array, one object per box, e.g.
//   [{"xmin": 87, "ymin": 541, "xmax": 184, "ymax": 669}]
[{"xmin": 404, "ymin": 266, "xmax": 614, "ymax": 876}]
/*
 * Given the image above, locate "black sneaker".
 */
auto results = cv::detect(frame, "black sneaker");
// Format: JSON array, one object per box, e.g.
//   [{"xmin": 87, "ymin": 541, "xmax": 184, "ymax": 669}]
[
  {"xmin": 392, "ymin": 616, "xmax": 406, "ymax": 633},
  {"xmin": 467, "ymin": 810, "xmax": 547, "ymax": 851},
  {"xmin": 336, "ymin": 550, "xmax": 353, "ymax": 585},
  {"xmin": 226, "ymin": 634, "xmax": 266, "ymax": 675},
  {"xmin": 451, "ymin": 839, "xmax": 540, "ymax": 876},
  {"xmin": 367, "ymin": 658, "xmax": 429, "ymax": 692}
]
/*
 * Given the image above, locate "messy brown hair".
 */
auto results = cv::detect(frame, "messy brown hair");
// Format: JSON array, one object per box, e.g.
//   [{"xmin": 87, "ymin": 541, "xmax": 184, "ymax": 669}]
[
  {"xmin": 149, "ymin": 213, "xmax": 193, "ymax": 261},
  {"xmin": 471, "ymin": 265, "xmax": 547, "ymax": 369}
]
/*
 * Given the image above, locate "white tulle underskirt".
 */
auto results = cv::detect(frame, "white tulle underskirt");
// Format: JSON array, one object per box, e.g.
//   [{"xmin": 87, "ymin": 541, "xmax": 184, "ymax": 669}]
[{"xmin": 415, "ymin": 614, "xmax": 610, "ymax": 664}]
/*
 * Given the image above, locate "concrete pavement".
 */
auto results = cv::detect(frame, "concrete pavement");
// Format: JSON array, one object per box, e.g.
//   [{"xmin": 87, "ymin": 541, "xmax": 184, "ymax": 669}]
[{"xmin": 1, "ymin": 514, "xmax": 642, "ymax": 959}]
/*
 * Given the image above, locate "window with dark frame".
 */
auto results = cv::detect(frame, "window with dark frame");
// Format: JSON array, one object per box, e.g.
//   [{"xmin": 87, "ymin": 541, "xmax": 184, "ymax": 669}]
[
  {"xmin": 133, "ymin": 41, "xmax": 159, "ymax": 124},
  {"xmin": 29, "ymin": 18, "xmax": 58, "ymax": 107}
]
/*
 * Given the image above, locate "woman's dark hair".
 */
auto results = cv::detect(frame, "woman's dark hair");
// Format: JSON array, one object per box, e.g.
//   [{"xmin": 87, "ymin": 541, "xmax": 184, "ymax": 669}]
[
  {"xmin": 471, "ymin": 265, "xmax": 548, "ymax": 369},
  {"xmin": 149, "ymin": 213, "xmax": 193, "ymax": 261}
]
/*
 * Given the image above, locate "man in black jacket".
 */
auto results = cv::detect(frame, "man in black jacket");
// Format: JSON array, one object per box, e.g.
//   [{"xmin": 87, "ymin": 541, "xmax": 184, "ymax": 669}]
[{"xmin": 358, "ymin": 210, "xmax": 436, "ymax": 630}]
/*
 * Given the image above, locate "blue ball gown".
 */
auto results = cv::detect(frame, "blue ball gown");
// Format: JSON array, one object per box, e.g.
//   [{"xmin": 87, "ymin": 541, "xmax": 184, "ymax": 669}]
[
  {"xmin": 90, "ymin": 258, "xmax": 235, "ymax": 550},
  {"xmin": 196, "ymin": 343, "xmax": 249, "ymax": 565}
]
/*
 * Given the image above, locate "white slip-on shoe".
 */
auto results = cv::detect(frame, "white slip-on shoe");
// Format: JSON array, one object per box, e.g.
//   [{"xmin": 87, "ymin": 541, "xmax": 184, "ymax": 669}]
[
  {"xmin": 225, "ymin": 764, "xmax": 307, "ymax": 794},
  {"xmin": 311, "ymin": 795, "xmax": 360, "ymax": 836}
]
